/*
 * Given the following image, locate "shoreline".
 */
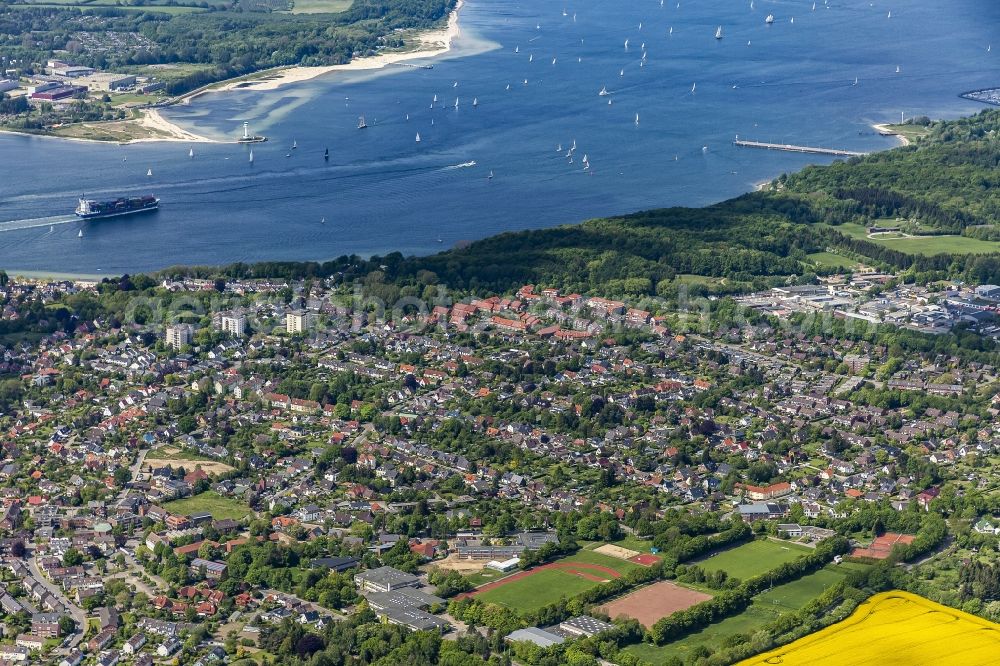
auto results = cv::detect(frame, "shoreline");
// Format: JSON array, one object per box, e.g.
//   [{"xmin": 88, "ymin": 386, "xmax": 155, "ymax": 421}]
[
  {"xmin": 209, "ymin": 0, "xmax": 464, "ymax": 95},
  {"xmin": 871, "ymin": 123, "xmax": 911, "ymax": 146},
  {"xmin": 0, "ymin": 0, "xmax": 464, "ymax": 145}
]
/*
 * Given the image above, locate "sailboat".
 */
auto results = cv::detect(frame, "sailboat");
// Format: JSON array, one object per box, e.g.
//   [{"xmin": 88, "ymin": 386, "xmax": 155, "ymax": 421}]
[
  {"xmin": 453, "ymin": 81, "xmax": 459, "ymax": 87},
  {"xmin": 635, "ymin": 113, "xmax": 640, "ymax": 126},
  {"xmin": 506, "ymin": 84, "xmax": 511, "ymax": 90},
  {"xmin": 454, "ymin": 97, "xmax": 459, "ymax": 109},
  {"xmin": 488, "ymin": 170, "xmax": 494, "ymax": 179},
  {"xmin": 887, "ymin": 10, "xmax": 891, "ymax": 18},
  {"xmin": 189, "ymin": 147, "xmax": 194, "ymax": 158},
  {"xmin": 812, "ymin": 2, "xmax": 816, "ymax": 10},
  {"xmin": 620, "ymin": 69, "xmax": 624, "ymax": 77},
  {"xmin": 790, "ymin": 16, "xmax": 794, "ymax": 23},
  {"xmin": 49, "ymin": 225, "xmax": 54, "ymax": 232},
  {"xmin": 292, "ymin": 139, "xmax": 297, "ymax": 150},
  {"xmin": 249, "ymin": 149, "xmax": 254, "ymax": 164},
  {"xmin": 358, "ymin": 115, "xmax": 368, "ymax": 129},
  {"xmin": 562, "ymin": 8, "xmax": 567, "ymax": 16},
  {"xmin": 624, "ymin": 39, "xmax": 629, "ymax": 50},
  {"xmin": 608, "ymin": 99, "xmax": 613, "ymax": 105},
  {"xmin": 895, "ymin": 65, "xmax": 900, "ymax": 73},
  {"xmin": 853, "ymin": 76, "xmax": 859, "ymax": 85},
  {"xmin": 552, "ymin": 57, "xmax": 556, "ymax": 65},
  {"xmin": 321, "ymin": 217, "xmax": 326, "ymax": 224},
  {"xmin": 669, "ymin": 26, "xmax": 673, "ymax": 35},
  {"xmin": 715, "ymin": 26, "xmax": 723, "ymax": 39},
  {"xmin": 691, "ymin": 82, "xmax": 697, "ymax": 93},
  {"xmin": 415, "ymin": 132, "xmax": 421, "ymax": 143},
  {"xmin": 78, "ymin": 229, "xmax": 83, "ymax": 238},
  {"xmin": 765, "ymin": 13, "xmax": 774, "ymax": 24},
  {"xmin": 599, "ymin": 85, "xmax": 609, "ymax": 96},
  {"xmin": 146, "ymin": 168, "xmax": 153, "ymax": 177},
  {"xmin": 473, "ymin": 97, "xmax": 478, "ymax": 107},
  {"xmin": 529, "ymin": 54, "xmax": 533, "ymax": 62},
  {"xmin": 557, "ymin": 144, "xmax": 562, "ymax": 152},
  {"xmin": 433, "ymin": 94, "xmax": 438, "ymax": 103},
  {"xmin": 515, "ymin": 46, "xmax": 519, "ymax": 53}
]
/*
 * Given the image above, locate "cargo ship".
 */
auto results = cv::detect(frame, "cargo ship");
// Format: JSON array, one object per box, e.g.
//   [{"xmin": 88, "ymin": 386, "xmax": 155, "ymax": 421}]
[{"xmin": 75, "ymin": 194, "xmax": 159, "ymax": 220}]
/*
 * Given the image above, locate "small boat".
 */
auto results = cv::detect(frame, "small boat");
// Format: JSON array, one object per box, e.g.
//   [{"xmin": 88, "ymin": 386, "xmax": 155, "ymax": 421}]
[
  {"xmin": 523, "ymin": 78, "xmax": 528, "ymax": 85},
  {"xmin": 189, "ymin": 147, "xmax": 194, "ymax": 158},
  {"xmin": 358, "ymin": 115, "xmax": 368, "ymax": 129},
  {"xmin": 324, "ymin": 147, "xmax": 329, "ymax": 160},
  {"xmin": 415, "ymin": 133, "xmax": 421, "ymax": 143},
  {"xmin": 715, "ymin": 26, "xmax": 723, "ymax": 39},
  {"xmin": 562, "ymin": 8, "xmax": 567, "ymax": 16},
  {"xmin": 292, "ymin": 139, "xmax": 297, "ymax": 149},
  {"xmin": 702, "ymin": 145, "xmax": 709, "ymax": 153},
  {"xmin": 536, "ymin": 23, "xmax": 540, "ymax": 29},
  {"xmin": 146, "ymin": 168, "xmax": 153, "ymax": 177},
  {"xmin": 473, "ymin": 97, "xmax": 478, "ymax": 107},
  {"xmin": 765, "ymin": 13, "xmax": 774, "ymax": 24},
  {"xmin": 599, "ymin": 85, "xmax": 609, "ymax": 96}
]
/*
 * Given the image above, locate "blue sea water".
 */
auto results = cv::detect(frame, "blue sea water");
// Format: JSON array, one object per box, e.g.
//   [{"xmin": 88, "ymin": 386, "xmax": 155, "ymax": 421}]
[{"xmin": 0, "ymin": 0, "xmax": 997, "ymax": 274}]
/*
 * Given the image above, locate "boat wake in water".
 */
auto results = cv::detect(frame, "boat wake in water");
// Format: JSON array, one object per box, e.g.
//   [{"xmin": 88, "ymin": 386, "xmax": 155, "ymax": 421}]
[{"xmin": 0, "ymin": 215, "xmax": 77, "ymax": 234}]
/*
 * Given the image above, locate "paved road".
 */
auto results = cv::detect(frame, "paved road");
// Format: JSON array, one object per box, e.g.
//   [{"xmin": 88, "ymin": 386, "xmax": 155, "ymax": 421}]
[{"xmin": 25, "ymin": 546, "xmax": 87, "ymax": 650}]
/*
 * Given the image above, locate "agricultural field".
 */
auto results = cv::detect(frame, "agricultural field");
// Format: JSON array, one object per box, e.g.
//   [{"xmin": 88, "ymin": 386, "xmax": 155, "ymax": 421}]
[
  {"xmin": 831, "ymin": 222, "xmax": 1000, "ymax": 255},
  {"xmin": 163, "ymin": 491, "xmax": 251, "ymax": 520},
  {"xmin": 693, "ymin": 539, "xmax": 811, "ymax": 580},
  {"xmin": 469, "ymin": 549, "xmax": 641, "ymax": 614},
  {"xmin": 286, "ymin": 0, "xmax": 352, "ymax": 13},
  {"xmin": 738, "ymin": 591, "xmax": 1000, "ymax": 666},
  {"xmin": 805, "ymin": 251, "xmax": 859, "ymax": 270}
]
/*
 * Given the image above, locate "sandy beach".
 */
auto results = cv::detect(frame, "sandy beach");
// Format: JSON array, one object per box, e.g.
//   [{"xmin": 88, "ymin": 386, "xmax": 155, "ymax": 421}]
[
  {"xmin": 217, "ymin": 0, "xmax": 464, "ymax": 94},
  {"xmin": 133, "ymin": 109, "xmax": 219, "ymax": 143},
  {"xmin": 872, "ymin": 123, "xmax": 911, "ymax": 146}
]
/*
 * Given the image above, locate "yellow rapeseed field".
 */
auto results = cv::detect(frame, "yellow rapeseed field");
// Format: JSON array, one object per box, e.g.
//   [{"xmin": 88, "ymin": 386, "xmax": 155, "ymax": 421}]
[{"xmin": 738, "ymin": 590, "xmax": 1000, "ymax": 665}]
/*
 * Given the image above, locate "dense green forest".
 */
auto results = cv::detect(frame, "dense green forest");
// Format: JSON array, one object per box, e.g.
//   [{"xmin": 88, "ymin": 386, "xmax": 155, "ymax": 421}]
[
  {"xmin": 0, "ymin": 0, "xmax": 454, "ymax": 93},
  {"xmin": 156, "ymin": 108, "xmax": 1000, "ymax": 293}
]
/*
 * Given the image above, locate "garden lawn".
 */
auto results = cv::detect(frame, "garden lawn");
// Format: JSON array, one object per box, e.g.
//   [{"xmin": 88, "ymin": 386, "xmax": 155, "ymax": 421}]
[{"xmin": 164, "ymin": 491, "xmax": 251, "ymax": 520}]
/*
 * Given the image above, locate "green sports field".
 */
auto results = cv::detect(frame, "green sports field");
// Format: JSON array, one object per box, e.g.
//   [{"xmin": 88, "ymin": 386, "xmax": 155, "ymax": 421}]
[
  {"xmin": 473, "ymin": 549, "xmax": 641, "ymax": 614},
  {"xmin": 693, "ymin": 539, "xmax": 811, "ymax": 580}
]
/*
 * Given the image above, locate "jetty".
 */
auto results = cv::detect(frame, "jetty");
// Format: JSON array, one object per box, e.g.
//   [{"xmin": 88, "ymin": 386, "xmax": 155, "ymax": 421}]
[{"xmin": 733, "ymin": 138, "xmax": 865, "ymax": 157}]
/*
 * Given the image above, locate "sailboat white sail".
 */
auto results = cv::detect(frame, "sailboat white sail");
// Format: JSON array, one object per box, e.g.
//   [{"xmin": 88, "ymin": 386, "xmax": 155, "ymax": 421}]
[
  {"xmin": 715, "ymin": 26, "xmax": 723, "ymax": 39},
  {"xmin": 765, "ymin": 13, "xmax": 774, "ymax": 23},
  {"xmin": 249, "ymin": 150, "xmax": 254, "ymax": 163},
  {"xmin": 147, "ymin": 168, "xmax": 153, "ymax": 176},
  {"xmin": 599, "ymin": 85, "xmax": 609, "ymax": 96},
  {"xmin": 415, "ymin": 133, "xmax": 421, "ymax": 143},
  {"xmin": 189, "ymin": 147, "xmax": 194, "ymax": 158},
  {"xmin": 635, "ymin": 113, "xmax": 640, "ymax": 126}
]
